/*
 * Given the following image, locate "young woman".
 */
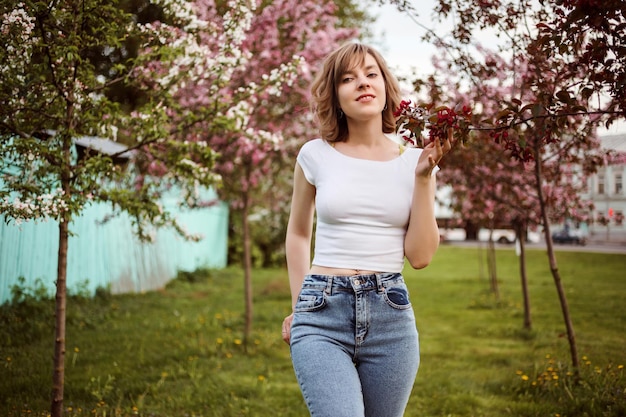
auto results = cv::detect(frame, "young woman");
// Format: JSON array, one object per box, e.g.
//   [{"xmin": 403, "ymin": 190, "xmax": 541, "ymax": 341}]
[{"xmin": 282, "ymin": 42, "xmax": 453, "ymax": 417}]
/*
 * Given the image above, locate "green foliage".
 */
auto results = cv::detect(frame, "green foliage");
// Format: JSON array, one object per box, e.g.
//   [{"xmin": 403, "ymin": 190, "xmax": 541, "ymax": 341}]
[
  {"xmin": 1, "ymin": 247, "xmax": 624, "ymax": 416},
  {"xmin": 227, "ymin": 207, "xmax": 288, "ymax": 268},
  {"xmin": 1, "ymin": 278, "xmax": 112, "ymax": 348},
  {"xmin": 513, "ymin": 354, "xmax": 625, "ymax": 417}
]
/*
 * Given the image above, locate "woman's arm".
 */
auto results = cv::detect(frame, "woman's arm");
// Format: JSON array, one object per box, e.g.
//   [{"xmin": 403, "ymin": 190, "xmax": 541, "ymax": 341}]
[
  {"xmin": 404, "ymin": 131, "xmax": 453, "ymax": 269},
  {"xmin": 283, "ymin": 162, "xmax": 315, "ymax": 344},
  {"xmin": 404, "ymin": 174, "xmax": 440, "ymax": 269},
  {"xmin": 285, "ymin": 162, "xmax": 316, "ymax": 308}
]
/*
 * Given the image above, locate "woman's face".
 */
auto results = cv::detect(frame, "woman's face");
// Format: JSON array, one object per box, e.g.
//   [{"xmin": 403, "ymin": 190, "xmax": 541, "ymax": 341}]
[{"xmin": 336, "ymin": 53, "xmax": 386, "ymax": 122}]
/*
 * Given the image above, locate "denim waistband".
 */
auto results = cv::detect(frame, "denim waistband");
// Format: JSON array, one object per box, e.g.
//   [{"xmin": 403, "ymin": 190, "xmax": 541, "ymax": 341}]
[{"xmin": 304, "ymin": 272, "xmax": 402, "ymax": 293}]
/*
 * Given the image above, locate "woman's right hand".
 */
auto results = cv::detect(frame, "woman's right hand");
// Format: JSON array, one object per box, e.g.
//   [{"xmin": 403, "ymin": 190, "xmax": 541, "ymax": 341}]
[{"xmin": 282, "ymin": 313, "xmax": 294, "ymax": 344}]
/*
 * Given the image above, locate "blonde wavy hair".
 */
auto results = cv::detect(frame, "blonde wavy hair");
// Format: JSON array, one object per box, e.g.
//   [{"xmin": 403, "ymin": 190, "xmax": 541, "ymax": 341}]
[{"xmin": 310, "ymin": 42, "xmax": 402, "ymax": 143}]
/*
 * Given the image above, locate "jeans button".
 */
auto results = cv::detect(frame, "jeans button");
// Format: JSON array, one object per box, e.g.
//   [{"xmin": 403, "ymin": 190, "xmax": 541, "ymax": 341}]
[{"xmin": 353, "ymin": 279, "xmax": 361, "ymax": 285}]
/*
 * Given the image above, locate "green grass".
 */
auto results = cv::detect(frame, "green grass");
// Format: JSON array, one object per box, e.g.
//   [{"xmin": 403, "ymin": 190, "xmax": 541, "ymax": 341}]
[{"xmin": 1, "ymin": 246, "xmax": 625, "ymax": 416}]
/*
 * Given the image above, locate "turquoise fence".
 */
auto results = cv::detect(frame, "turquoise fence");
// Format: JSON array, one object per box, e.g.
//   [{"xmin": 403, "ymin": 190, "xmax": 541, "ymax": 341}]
[{"xmin": 0, "ymin": 189, "xmax": 229, "ymax": 304}]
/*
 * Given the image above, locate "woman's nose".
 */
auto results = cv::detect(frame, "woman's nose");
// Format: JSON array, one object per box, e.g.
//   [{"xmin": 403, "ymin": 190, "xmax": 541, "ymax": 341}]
[{"xmin": 357, "ymin": 75, "xmax": 370, "ymax": 89}]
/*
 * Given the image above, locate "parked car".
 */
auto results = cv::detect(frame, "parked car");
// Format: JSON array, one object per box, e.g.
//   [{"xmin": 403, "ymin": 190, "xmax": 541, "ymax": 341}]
[
  {"xmin": 477, "ymin": 229, "xmax": 541, "ymax": 244},
  {"xmin": 552, "ymin": 229, "xmax": 586, "ymax": 245}
]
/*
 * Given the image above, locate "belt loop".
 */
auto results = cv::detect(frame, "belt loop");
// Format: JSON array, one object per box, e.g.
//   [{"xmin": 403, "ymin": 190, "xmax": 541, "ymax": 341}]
[
  {"xmin": 375, "ymin": 273, "xmax": 384, "ymax": 293},
  {"xmin": 325, "ymin": 275, "xmax": 333, "ymax": 295}
]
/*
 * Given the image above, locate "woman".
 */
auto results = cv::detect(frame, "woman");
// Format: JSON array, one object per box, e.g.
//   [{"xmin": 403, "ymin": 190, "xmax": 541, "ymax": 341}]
[{"xmin": 282, "ymin": 42, "xmax": 453, "ymax": 417}]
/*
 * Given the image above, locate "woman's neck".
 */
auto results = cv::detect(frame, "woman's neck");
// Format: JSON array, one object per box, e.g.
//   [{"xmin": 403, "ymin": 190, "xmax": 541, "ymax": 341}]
[{"xmin": 345, "ymin": 118, "xmax": 385, "ymax": 146}]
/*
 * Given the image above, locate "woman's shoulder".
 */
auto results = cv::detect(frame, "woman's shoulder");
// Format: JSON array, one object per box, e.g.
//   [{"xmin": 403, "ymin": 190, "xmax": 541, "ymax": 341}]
[
  {"xmin": 300, "ymin": 138, "xmax": 327, "ymax": 151},
  {"xmin": 400, "ymin": 144, "xmax": 423, "ymax": 160},
  {"xmin": 298, "ymin": 138, "xmax": 331, "ymax": 158}
]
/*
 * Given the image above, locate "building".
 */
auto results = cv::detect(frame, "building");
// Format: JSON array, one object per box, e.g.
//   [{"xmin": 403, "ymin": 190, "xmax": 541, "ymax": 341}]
[{"xmin": 582, "ymin": 133, "xmax": 626, "ymax": 242}]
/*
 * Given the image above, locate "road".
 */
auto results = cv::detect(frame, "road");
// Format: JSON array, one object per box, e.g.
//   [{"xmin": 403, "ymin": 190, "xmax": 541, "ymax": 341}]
[{"xmin": 444, "ymin": 240, "xmax": 626, "ymax": 255}]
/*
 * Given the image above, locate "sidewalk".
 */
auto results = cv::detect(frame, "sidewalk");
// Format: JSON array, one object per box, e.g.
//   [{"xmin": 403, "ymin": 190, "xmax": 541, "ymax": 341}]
[{"xmin": 586, "ymin": 229, "xmax": 626, "ymax": 246}]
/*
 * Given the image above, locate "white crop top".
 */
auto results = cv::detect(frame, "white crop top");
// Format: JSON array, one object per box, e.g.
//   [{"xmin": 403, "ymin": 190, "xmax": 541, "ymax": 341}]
[{"xmin": 297, "ymin": 138, "xmax": 433, "ymax": 272}]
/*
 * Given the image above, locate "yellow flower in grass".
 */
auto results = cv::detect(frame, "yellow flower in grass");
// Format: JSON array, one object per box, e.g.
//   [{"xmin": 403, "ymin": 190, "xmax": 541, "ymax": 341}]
[
  {"xmin": 234, "ymin": 339, "xmax": 242, "ymax": 345},
  {"xmin": 521, "ymin": 375, "xmax": 529, "ymax": 381},
  {"xmin": 258, "ymin": 375, "xmax": 266, "ymax": 382},
  {"xmin": 618, "ymin": 365, "xmax": 624, "ymax": 370},
  {"xmin": 216, "ymin": 338, "xmax": 224, "ymax": 344}
]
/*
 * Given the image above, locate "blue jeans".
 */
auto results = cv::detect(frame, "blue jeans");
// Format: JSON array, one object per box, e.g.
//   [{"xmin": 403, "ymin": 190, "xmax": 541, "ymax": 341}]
[{"xmin": 290, "ymin": 273, "xmax": 420, "ymax": 417}]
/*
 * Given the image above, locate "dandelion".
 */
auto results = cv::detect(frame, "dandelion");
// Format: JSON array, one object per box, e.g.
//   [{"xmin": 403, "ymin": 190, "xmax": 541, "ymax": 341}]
[
  {"xmin": 618, "ymin": 365, "xmax": 624, "ymax": 370},
  {"xmin": 521, "ymin": 375, "xmax": 529, "ymax": 381},
  {"xmin": 258, "ymin": 375, "xmax": 265, "ymax": 382},
  {"xmin": 216, "ymin": 338, "xmax": 223, "ymax": 344},
  {"xmin": 515, "ymin": 370, "xmax": 523, "ymax": 375},
  {"xmin": 234, "ymin": 339, "xmax": 242, "ymax": 345}
]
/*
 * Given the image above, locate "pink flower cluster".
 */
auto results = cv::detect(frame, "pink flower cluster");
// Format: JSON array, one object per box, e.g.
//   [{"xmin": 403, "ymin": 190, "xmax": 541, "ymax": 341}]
[{"xmin": 394, "ymin": 99, "xmax": 471, "ymax": 147}]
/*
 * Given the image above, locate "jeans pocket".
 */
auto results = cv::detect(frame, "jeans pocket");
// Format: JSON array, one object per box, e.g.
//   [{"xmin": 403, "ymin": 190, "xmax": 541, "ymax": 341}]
[
  {"xmin": 383, "ymin": 283, "xmax": 412, "ymax": 310},
  {"xmin": 294, "ymin": 287, "xmax": 327, "ymax": 312}
]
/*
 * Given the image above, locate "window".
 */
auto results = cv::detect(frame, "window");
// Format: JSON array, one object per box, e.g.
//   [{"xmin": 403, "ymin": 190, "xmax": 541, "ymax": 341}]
[
  {"xmin": 598, "ymin": 174, "xmax": 605, "ymax": 194},
  {"xmin": 616, "ymin": 174, "xmax": 623, "ymax": 195}
]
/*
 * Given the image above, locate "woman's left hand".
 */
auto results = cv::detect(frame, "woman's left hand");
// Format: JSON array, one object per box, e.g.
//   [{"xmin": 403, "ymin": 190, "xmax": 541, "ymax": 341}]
[{"xmin": 415, "ymin": 128, "xmax": 453, "ymax": 178}]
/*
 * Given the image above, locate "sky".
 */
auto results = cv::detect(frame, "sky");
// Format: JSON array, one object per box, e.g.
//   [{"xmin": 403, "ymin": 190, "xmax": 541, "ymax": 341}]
[
  {"xmin": 368, "ymin": 2, "xmax": 442, "ymax": 80},
  {"xmin": 368, "ymin": 2, "xmax": 626, "ymax": 137}
]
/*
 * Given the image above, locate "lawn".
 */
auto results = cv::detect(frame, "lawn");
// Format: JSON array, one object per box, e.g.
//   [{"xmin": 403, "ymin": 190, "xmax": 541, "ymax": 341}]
[{"xmin": 1, "ymin": 245, "xmax": 625, "ymax": 416}]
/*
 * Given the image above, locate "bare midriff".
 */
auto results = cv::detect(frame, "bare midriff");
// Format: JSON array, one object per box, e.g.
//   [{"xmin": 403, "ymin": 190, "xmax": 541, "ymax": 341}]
[{"xmin": 309, "ymin": 265, "xmax": 381, "ymax": 276}]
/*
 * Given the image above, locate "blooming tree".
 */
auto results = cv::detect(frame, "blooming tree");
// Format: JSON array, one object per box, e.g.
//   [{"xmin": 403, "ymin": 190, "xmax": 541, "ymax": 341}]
[
  {"xmin": 0, "ymin": 0, "xmax": 305, "ymax": 414},
  {"xmin": 385, "ymin": 0, "xmax": 624, "ymax": 371},
  {"xmin": 167, "ymin": 0, "xmax": 357, "ymax": 343}
]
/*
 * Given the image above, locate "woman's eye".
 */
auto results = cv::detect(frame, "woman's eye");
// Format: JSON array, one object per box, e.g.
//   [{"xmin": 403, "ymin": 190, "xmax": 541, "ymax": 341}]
[
  {"xmin": 342, "ymin": 77, "xmax": 353, "ymax": 83},
  {"xmin": 368, "ymin": 72, "xmax": 378, "ymax": 78}
]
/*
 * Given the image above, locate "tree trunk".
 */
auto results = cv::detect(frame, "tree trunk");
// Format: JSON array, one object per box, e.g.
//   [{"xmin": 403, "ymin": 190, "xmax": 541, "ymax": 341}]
[
  {"xmin": 487, "ymin": 230, "xmax": 500, "ymax": 301},
  {"xmin": 51, "ymin": 216, "xmax": 69, "ymax": 417},
  {"xmin": 51, "ymin": 133, "xmax": 73, "ymax": 417},
  {"xmin": 241, "ymin": 192, "xmax": 253, "ymax": 346},
  {"xmin": 515, "ymin": 222, "xmax": 532, "ymax": 330},
  {"xmin": 533, "ymin": 141, "xmax": 579, "ymax": 371}
]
